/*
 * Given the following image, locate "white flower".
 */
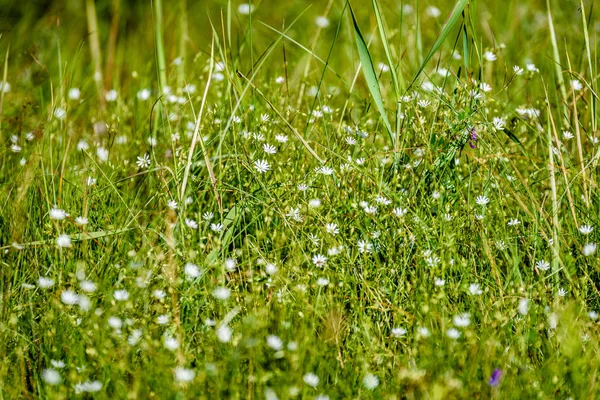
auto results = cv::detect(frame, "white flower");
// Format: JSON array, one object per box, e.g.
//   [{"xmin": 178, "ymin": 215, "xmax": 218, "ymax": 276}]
[
  {"xmin": 583, "ymin": 243, "xmax": 597, "ymax": 257},
  {"xmin": 391, "ymin": 327, "xmax": 407, "ymax": 337},
  {"xmin": 216, "ymin": 325, "xmax": 232, "ymax": 342},
  {"xmin": 393, "ymin": 207, "xmax": 407, "ymax": 217},
  {"xmin": 526, "ymin": 63, "xmax": 538, "ymax": 72},
  {"xmin": 254, "ymin": 159, "xmax": 270, "ymax": 173},
  {"xmin": 475, "ymin": 195, "xmax": 489, "ymax": 205},
  {"xmin": 325, "ymin": 223, "xmax": 338, "ymax": 235},
  {"xmin": 49, "ymin": 207, "xmax": 67, "ymax": 220},
  {"xmin": 362, "ymin": 374, "xmax": 379, "ymax": 390},
  {"xmin": 263, "ymin": 143, "xmax": 277, "ymax": 154},
  {"xmin": 468, "ymin": 283, "xmax": 483, "ymax": 295},
  {"xmin": 174, "ymin": 367, "xmax": 195, "ymax": 382},
  {"xmin": 557, "ymin": 288, "xmax": 567, "ymax": 297},
  {"xmin": 518, "ymin": 298, "xmax": 529, "ymax": 315},
  {"xmin": 303, "ymin": 372, "xmax": 319, "ymax": 387},
  {"xmin": 316, "ymin": 166, "xmax": 334, "ymax": 175},
  {"xmin": 54, "ymin": 107, "xmax": 66, "ymax": 120},
  {"xmin": 105, "ymin": 89, "xmax": 118, "ymax": 102},
  {"xmin": 74, "ymin": 381, "xmax": 102, "ymax": 393},
  {"xmin": 479, "ymin": 82, "xmax": 492, "ymax": 92},
  {"xmin": 128, "ymin": 329, "xmax": 142, "ymax": 345},
  {"xmin": 316, "ymin": 277, "xmax": 329, "ymax": 287},
  {"xmin": 265, "ymin": 263, "xmax": 277, "ymax": 275},
  {"xmin": 113, "ymin": 289, "xmax": 130, "ymax": 301},
  {"xmin": 536, "ymin": 260, "xmax": 550, "ymax": 271},
  {"xmin": 96, "ymin": 147, "xmax": 109, "ymax": 162},
  {"xmin": 513, "ymin": 65, "xmax": 524, "ymax": 75},
  {"xmin": 137, "ymin": 89, "xmax": 151, "ymax": 100},
  {"xmin": 308, "ymin": 199, "xmax": 321, "ymax": 208},
  {"xmin": 417, "ymin": 327, "xmax": 431, "ymax": 338},
  {"xmin": 56, "ymin": 234, "xmax": 72, "ymax": 248},
  {"xmin": 153, "ymin": 289, "xmax": 166, "ymax": 299},
  {"xmin": 51, "ymin": 360, "xmax": 65, "ymax": 369},
  {"xmin": 453, "ymin": 313, "xmax": 471, "ymax": 327},
  {"xmin": 0, "ymin": 81, "xmax": 11, "ymax": 93},
  {"xmin": 42, "ymin": 368, "xmax": 61, "ymax": 385},
  {"xmin": 224, "ymin": 258, "xmax": 237, "ymax": 271},
  {"xmin": 156, "ymin": 314, "xmax": 170, "ymax": 325},
  {"xmin": 80, "ymin": 280, "xmax": 97, "ymax": 293},
  {"xmin": 61, "ymin": 290, "xmax": 79, "ymax": 305},
  {"xmin": 358, "ymin": 240, "xmax": 372, "ymax": 254},
  {"xmin": 108, "ymin": 316, "xmax": 123, "ymax": 329},
  {"xmin": 315, "ymin": 16, "xmax": 330, "ymax": 28},
  {"xmin": 507, "ymin": 218, "xmax": 520, "ymax": 227},
  {"xmin": 184, "ymin": 263, "xmax": 201, "ymax": 278},
  {"xmin": 483, "ymin": 51, "xmax": 497, "ymax": 61},
  {"xmin": 579, "ymin": 225, "xmax": 593, "ymax": 235},
  {"xmin": 275, "ymin": 76, "xmax": 285, "ymax": 84},
  {"xmin": 434, "ymin": 278, "xmax": 445, "ymax": 287},
  {"xmin": 275, "ymin": 134, "xmax": 288, "ymax": 143},
  {"xmin": 312, "ymin": 254, "xmax": 327, "ymax": 267},
  {"xmin": 425, "ymin": 5, "xmax": 441, "ymax": 17},
  {"xmin": 570, "ymin": 79, "xmax": 583, "ymax": 91},
  {"xmin": 69, "ymin": 88, "xmax": 81, "ymax": 100},
  {"xmin": 38, "ymin": 277, "xmax": 55, "ymax": 288},
  {"xmin": 266, "ymin": 335, "xmax": 283, "ymax": 351},
  {"xmin": 446, "ymin": 328, "xmax": 461, "ymax": 339},
  {"xmin": 203, "ymin": 212, "xmax": 214, "ymax": 221},
  {"xmin": 588, "ymin": 311, "xmax": 599, "ymax": 320},
  {"xmin": 210, "ymin": 223, "xmax": 224, "ymax": 232},
  {"xmin": 136, "ymin": 154, "xmax": 151, "ymax": 169},
  {"xmin": 213, "ymin": 287, "xmax": 231, "ymax": 301},
  {"xmin": 237, "ymin": 3, "xmax": 254, "ymax": 14},
  {"xmin": 185, "ymin": 219, "xmax": 198, "ymax": 229},
  {"xmin": 164, "ymin": 335, "xmax": 180, "ymax": 350},
  {"xmin": 492, "ymin": 117, "xmax": 505, "ymax": 130},
  {"xmin": 562, "ymin": 131, "xmax": 574, "ymax": 140}
]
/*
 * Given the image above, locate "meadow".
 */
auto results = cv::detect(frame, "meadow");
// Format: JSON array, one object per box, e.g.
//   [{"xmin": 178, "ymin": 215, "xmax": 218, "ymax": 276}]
[{"xmin": 0, "ymin": 0, "xmax": 599, "ymax": 398}]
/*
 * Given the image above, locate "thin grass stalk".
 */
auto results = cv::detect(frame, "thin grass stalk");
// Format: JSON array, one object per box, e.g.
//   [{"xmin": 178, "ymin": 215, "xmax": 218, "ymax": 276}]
[
  {"xmin": 580, "ymin": 0, "xmax": 596, "ymax": 133},
  {"xmin": 546, "ymin": 0, "xmax": 569, "ymax": 127}
]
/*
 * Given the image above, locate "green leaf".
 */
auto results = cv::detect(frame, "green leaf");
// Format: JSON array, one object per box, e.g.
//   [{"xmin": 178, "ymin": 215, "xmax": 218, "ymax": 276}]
[
  {"xmin": 348, "ymin": 2, "xmax": 394, "ymax": 147},
  {"xmin": 410, "ymin": 0, "xmax": 469, "ymax": 88},
  {"xmin": 372, "ymin": 0, "xmax": 400, "ymax": 99}
]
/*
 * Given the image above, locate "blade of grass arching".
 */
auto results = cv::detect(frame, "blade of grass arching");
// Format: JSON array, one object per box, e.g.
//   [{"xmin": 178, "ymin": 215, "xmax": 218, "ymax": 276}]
[
  {"xmin": 177, "ymin": 0, "xmax": 187, "ymax": 89},
  {"xmin": 372, "ymin": 0, "xmax": 399, "ymax": 100},
  {"xmin": 237, "ymin": 70, "xmax": 324, "ymax": 164},
  {"xmin": 348, "ymin": 2, "xmax": 394, "ymax": 147},
  {"xmin": 181, "ymin": 37, "xmax": 220, "ymax": 211},
  {"xmin": 580, "ymin": 0, "xmax": 596, "ymax": 132},
  {"xmin": 546, "ymin": 0, "xmax": 569, "ymax": 128},
  {"xmin": 408, "ymin": 0, "xmax": 468, "ymax": 90}
]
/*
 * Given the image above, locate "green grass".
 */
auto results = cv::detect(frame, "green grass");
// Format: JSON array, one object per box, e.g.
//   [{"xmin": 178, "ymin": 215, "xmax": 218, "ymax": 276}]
[{"xmin": 1, "ymin": 0, "xmax": 600, "ymax": 398}]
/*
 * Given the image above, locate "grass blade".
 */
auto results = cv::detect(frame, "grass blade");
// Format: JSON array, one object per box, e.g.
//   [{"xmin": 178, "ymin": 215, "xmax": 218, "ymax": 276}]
[{"xmin": 348, "ymin": 2, "xmax": 394, "ymax": 146}]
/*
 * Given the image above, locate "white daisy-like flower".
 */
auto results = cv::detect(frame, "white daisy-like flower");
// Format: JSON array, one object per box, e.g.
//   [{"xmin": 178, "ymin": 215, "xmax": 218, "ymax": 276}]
[
  {"xmin": 136, "ymin": 154, "xmax": 151, "ymax": 169},
  {"xmin": 210, "ymin": 223, "xmax": 224, "ymax": 232},
  {"xmin": 570, "ymin": 79, "xmax": 583, "ymax": 91},
  {"xmin": 312, "ymin": 254, "xmax": 327, "ymax": 267},
  {"xmin": 266, "ymin": 335, "xmax": 283, "ymax": 351},
  {"xmin": 446, "ymin": 328, "xmax": 461, "ymax": 339},
  {"xmin": 38, "ymin": 277, "xmax": 55, "ymax": 288},
  {"xmin": 315, "ymin": 16, "xmax": 330, "ymax": 28},
  {"xmin": 254, "ymin": 159, "xmax": 270, "ymax": 173},
  {"xmin": 358, "ymin": 240, "xmax": 372, "ymax": 254},
  {"xmin": 137, "ymin": 88, "xmax": 151, "ymax": 100},
  {"xmin": 303, "ymin": 372, "xmax": 319, "ymax": 388},
  {"xmin": 75, "ymin": 216, "xmax": 88, "ymax": 226},
  {"xmin": 275, "ymin": 134, "xmax": 288, "ymax": 143},
  {"xmin": 535, "ymin": 260, "xmax": 550, "ymax": 271},
  {"xmin": 483, "ymin": 51, "xmax": 497, "ymax": 61},
  {"xmin": 325, "ymin": 223, "xmax": 338, "ymax": 235},
  {"xmin": 263, "ymin": 143, "xmax": 277, "ymax": 154},
  {"xmin": 213, "ymin": 287, "xmax": 231, "ymax": 301},
  {"xmin": 163, "ymin": 335, "xmax": 180, "ymax": 350},
  {"xmin": 518, "ymin": 298, "xmax": 529, "ymax": 315},
  {"xmin": 105, "ymin": 89, "xmax": 118, "ymax": 102},
  {"xmin": 391, "ymin": 327, "xmax": 407, "ymax": 337},
  {"xmin": 579, "ymin": 225, "xmax": 593, "ymax": 235},
  {"xmin": 185, "ymin": 218, "xmax": 198, "ymax": 229},
  {"xmin": 49, "ymin": 207, "xmax": 68, "ymax": 220},
  {"xmin": 526, "ymin": 63, "xmax": 539, "ymax": 72},
  {"xmin": 184, "ymin": 263, "xmax": 201, "ymax": 278},
  {"xmin": 113, "ymin": 289, "xmax": 130, "ymax": 301},
  {"xmin": 237, "ymin": 3, "xmax": 254, "ymax": 15},
  {"xmin": 56, "ymin": 234, "xmax": 72, "ymax": 248},
  {"xmin": 513, "ymin": 65, "xmax": 524, "ymax": 75},
  {"xmin": 362, "ymin": 374, "xmax": 379, "ymax": 390},
  {"xmin": 492, "ymin": 117, "xmax": 505, "ymax": 130},
  {"xmin": 468, "ymin": 283, "xmax": 483, "ymax": 295},
  {"xmin": 426, "ymin": 5, "xmax": 441, "ymax": 17},
  {"xmin": 453, "ymin": 313, "xmax": 471, "ymax": 327},
  {"xmin": 61, "ymin": 290, "xmax": 79, "ymax": 305},
  {"xmin": 583, "ymin": 243, "xmax": 597, "ymax": 257},
  {"xmin": 216, "ymin": 325, "xmax": 232, "ymax": 343},
  {"xmin": 475, "ymin": 195, "xmax": 489, "ymax": 205},
  {"xmin": 174, "ymin": 367, "xmax": 195, "ymax": 382},
  {"xmin": 393, "ymin": 207, "xmax": 407, "ymax": 217},
  {"xmin": 42, "ymin": 368, "xmax": 62, "ymax": 385}
]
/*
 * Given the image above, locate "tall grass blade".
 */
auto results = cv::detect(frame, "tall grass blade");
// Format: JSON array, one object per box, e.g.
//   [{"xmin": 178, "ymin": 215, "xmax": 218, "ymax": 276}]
[{"xmin": 348, "ymin": 2, "xmax": 394, "ymax": 146}]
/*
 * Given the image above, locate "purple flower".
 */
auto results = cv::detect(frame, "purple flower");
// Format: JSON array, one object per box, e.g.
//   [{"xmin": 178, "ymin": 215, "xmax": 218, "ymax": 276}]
[
  {"xmin": 469, "ymin": 126, "xmax": 478, "ymax": 149},
  {"xmin": 488, "ymin": 368, "xmax": 502, "ymax": 387}
]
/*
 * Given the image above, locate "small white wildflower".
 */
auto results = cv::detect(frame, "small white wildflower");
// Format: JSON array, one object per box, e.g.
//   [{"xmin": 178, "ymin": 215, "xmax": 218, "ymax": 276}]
[
  {"xmin": 238, "ymin": 3, "xmax": 254, "ymax": 14},
  {"xmin": 391, "ymin": 327, "xmax": 407, "ymax": 337},
  {"xmin": 475, "ymin": 195, "xmax": 489, "ymax": 205},
  {"xmin": 69, "ymin": 88, "xmax": 81, "ymax": 100},
  {"xmin": 254, "ymin": 159, "xmax": 270, "ymax": 173},
  {"xmin": 483, "ymin": 51, "xmax": 497, "ymax": 61},
  {"xmin": 113, "ymin": 289, "xmax": 130, "ymax": 301},
  {"xmin": 583, "ymin": 243, "xmax": 597, "ymax": 257},
  {"xmin": 536, "ymin": 260, "xmax": 550, "ymax": 271},
  {"xmin": 49, "ymin": 207, "xmax": 68, "ymax": 220},
  {"xmin": 164, "ymin": 335, "xmax": 180, "ymax": 351},
  {"xmin": 579, "ymin": 225, "xmax": 594, "ymax": 235},
  {"xmin": 38, "ymin": 277, "xmax": 55, "ymax": 288},
  {"xmin": 136, "ymin": 154, "xmax": 151, "ymax": 169},
  {"xmin": 61, "ymin": 290, "xmax": 79, "ymax": 305},
  {"xmin": 174, "ymin": 367, "xmax": 195, "ymax": 382},
  {"xmin": 213, "ymin": 287, "xmax": 231, "ymax": 301},
  {"xmin": 362, "ymin": 374, "xmax": 379, "ymax": 390},
  {"xmin": 184, "ymin": 263, "xmax": 201, "ymax": 278},
  {"xmin": 315, "ymin": 16, "xmax": 330, "ymax": 28},
  {"xmin": 216, "ymin": 325, "xmax": 232, "ymax": 343},
  {"xmin": 185, "ymin": 219, "xmax": 198, "ymax": 229},
  {"xmin": 303, "ymin": 372, "xmax": 319, "ymax": 388},
  {"xmin": 312, "ymin": 254, "xmax": 327, "ymax": 267},
  {"xmin": 518, "ymin": 298, "xmax": 529, "ymax": 315},
  {"xmin": 42, "ymin": 368, "xmax": 61, "ymax": 385},
  {"xmin": 446, "ymin": 328, "xmax": 461, "ymax": 339},
  {"xmin": 426, "ymin": 6, "xmax": 441, "ymax": 18},
  {"xmin": 453, "ymin": 313, "xmax": 471, "ymax": 327},
  {"xmin": 56, "ymin": 234, "xmax": 71, "ymax": 248},
  {"xmin": 105, "ymin": 89, "xmax": 118, "ymax": 102},
  {"xmin": 570, "ymin": 79, "xmax": 583, "ymax": 91},
  {"xmin": 266, "ymin": 335, "xmax": 283, "ymax": 351},
  {"xmin": 468, "ymin": 283, "xmax": 483, "ymax": 295}
]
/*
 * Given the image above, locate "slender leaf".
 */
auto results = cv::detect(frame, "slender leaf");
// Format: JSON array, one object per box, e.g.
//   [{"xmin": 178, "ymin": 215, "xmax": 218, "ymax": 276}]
[
  {"xmin": 348, "ymin": 2, "xmax": 394, "ymax": 146},
  {"xmin": 409, "ymin": 0, "xmax": 468, "ymax": 88},
  {"xmin": 372, "ymin": 0, "xmax": 400, "ymax": 100}
]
